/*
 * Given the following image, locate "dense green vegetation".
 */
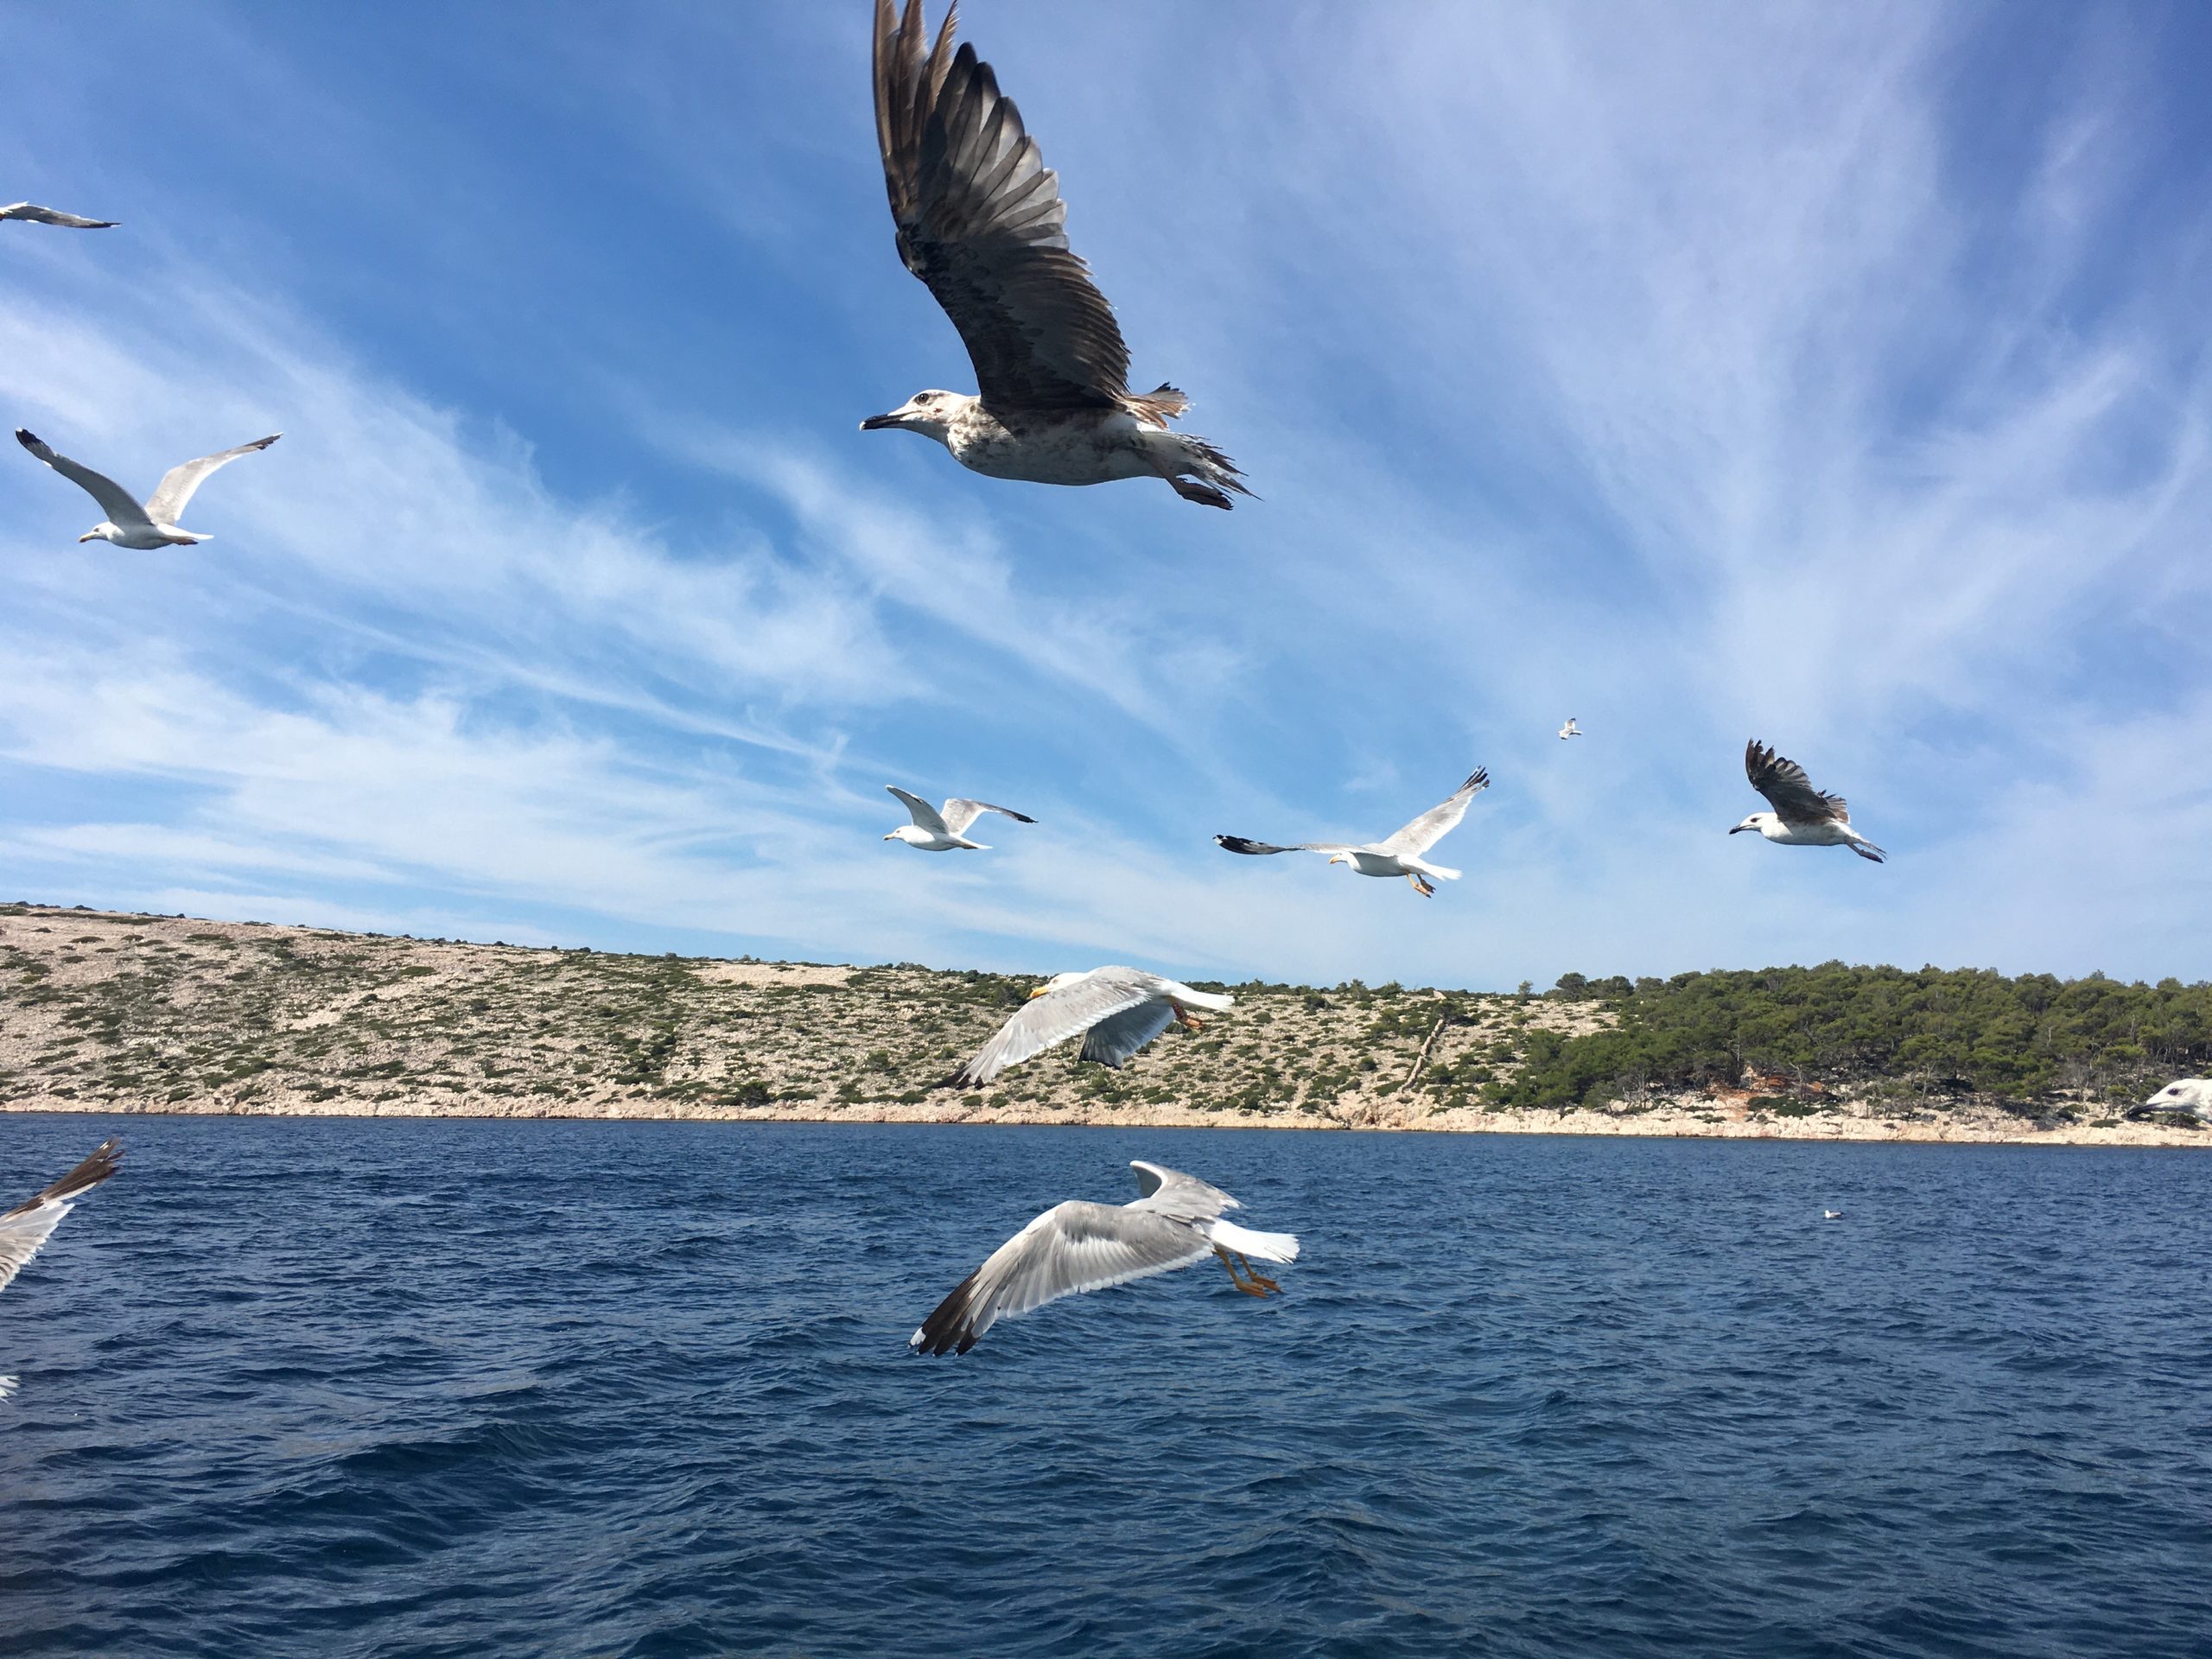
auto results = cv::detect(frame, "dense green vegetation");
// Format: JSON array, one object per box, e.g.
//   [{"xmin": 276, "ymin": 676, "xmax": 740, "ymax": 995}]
[{"xmin": 1501, "ymin": 964, "xmax": 2212, "ymax": 1111}]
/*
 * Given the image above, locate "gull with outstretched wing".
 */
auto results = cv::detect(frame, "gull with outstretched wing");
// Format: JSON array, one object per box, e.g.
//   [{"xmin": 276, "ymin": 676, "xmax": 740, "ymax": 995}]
[
  {"xmin": 942, "ymin": 965, "xmax": 1230, "ymax": 1089},
  {"xmin": 911, "ymin": 1160, "xmax": 1298, "ymax": 1356},
  {"xmin": 883, "ymin": 785, "xmax": 1034, "ymax": 851},
  {"xmin": 861, "ymin": 0, "xmax": 1248, "ymax": 509},
  {"xmin": 16, "ymin": 428, "xmax": 279, "ymax": 548},
  {"xmin": 1731, "ymin": 740, "xmax": 1886, "ymax": 862},
  {"xmin": 1216, "ymin": 768, "xmax": 1491, "ymax": 898},
  {"xmin": 2, "ymin": 201, "xmax": 116, "ymax": 229}
]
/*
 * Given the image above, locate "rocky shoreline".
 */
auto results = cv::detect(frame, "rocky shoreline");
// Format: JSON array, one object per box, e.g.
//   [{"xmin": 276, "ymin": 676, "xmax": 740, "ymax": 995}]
[{"xmin": 2, "ymin": 905, "xmax": 2201, "ymax": 1148}]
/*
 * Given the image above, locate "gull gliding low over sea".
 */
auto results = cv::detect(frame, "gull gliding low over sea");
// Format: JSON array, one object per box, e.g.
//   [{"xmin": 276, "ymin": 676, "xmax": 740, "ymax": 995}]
[
  {"xmin": 942, "ymin": 966, "xmax": 1230, "ymax": 1089},
  {"xmin": 16, "ymin": 429, "xmax": 280, "ymax": 548},
  {"xmin": 1732, "ymin": 741, "xmax": 1886, "ymax": 863},
  {"xmin": 1216, "ymin": 768, "xmax": 1491, "ymax": 898},
  {"xmin": 910, "ymin": 1160, "xmax": 1298, "ymax": 1356},
  {"xmin": 862, "ymin": 0, "xmax": 1249, "ymax": 508},
  {"xmin": 883, "ymin": 785, "xmax": 1034, "ymax": 851}
]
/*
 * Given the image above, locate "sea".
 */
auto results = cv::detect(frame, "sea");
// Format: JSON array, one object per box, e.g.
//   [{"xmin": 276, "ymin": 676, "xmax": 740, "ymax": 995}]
[{"xmin": 3, "ymin": 1113, "xmax": 2208, "ymax": 1657}]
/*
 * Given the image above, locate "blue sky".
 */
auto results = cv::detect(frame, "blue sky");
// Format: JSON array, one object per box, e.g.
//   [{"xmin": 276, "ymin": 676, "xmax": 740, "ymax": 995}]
[{"xmin": 3, "ymin": 1, "xmax": 2209, "ymax": 989}]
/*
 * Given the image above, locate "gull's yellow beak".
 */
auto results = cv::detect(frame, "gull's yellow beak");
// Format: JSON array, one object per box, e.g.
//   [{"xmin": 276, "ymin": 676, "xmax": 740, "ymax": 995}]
[
  {"xmin": 1027, "ymin": 985, "xmax": 1049, "ymax": 999},
  {"xmin": 1328, "ymin": 853, "xmax": 1347, "ymax": 865},
  {"xmin": 77, "ymin": 531, "xmax": 98, "ymax": 543},
  {"xmin": 882, "ymin": 832, "xmax": 897, "ymax": 840}
]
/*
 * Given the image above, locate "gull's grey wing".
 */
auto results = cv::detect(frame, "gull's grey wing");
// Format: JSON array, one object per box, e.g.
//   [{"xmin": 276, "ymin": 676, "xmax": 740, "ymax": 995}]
[
  {"xmin": 1745, "ymin": 740, "xmax": 1847, "ymax": 826},
  {"xmin": 143, "ymin": 434, "xmax": 280, "ymax": 525},
  {"xmin": 939, "ymin": 798, "xmax": 1035, "ymax": 837},
  {"xmin": 944, "ymin": 967, "xmax": 1166, "ymax": 1088},
  {"xmin": 0, "ymin": 202, "xmax": 117, "ymax": 228},
  {"xmin": 1379, "ymin": 769, "xmax": 1490, "ymax": 857},
  {"xmin": 887, "ymin": 785, "xmax": 951, "ymax": 836},
  {"xmin": 15, "ymin": 429, "xmax": 151, "ymax": 529},
  {"xmin": 874, "ymin": 0, "xmax": 1131, "ymax": 412},
  {"xmin": 1213, "ymin": 835, "xmax": 1355, "ymax": 858},
  {"xmin": 910, "ymin": 1198, "xmax": 1209, "ymax": 1354},
  {"xmin": 1078, "ymin": 1000, "xmax": 1179, "ymax": 1069},
  {"xmin": 1128, "ymin": 1160, "xmax": 1240, "ymax": 1220},
  {"xmin": 0, "ymin": 1138, "xmax": 122, "ymax": 1294}
]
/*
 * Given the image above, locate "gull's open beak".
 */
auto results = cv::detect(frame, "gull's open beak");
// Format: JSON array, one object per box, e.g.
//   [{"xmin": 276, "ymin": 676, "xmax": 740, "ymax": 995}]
[{"xmin": 859, "ymin": 412, "xmax": 905, "ymax": 431}]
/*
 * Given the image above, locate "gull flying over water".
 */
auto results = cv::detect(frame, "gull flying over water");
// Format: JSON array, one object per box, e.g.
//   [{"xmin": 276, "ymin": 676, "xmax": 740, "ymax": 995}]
[
  {"xmin": 2, "ymin": 201, "xmax": 117, "ymax": 229},
  {"xmin": 943, "ymin": 966, "xmax": 1230, "ymax": 1089},
  {"xmin": 1216, "ymin": 769, "xmax": 1490, "ymax": 898},
  {"xmin": 2128, "ymin": 1079, "xmax": 2212, "ymax": 1122},
  {"xmin": 1558, "ymin": 718, "xmax": 1582, "ymax": 741},
  {"xmin": 884, "ymin": 785, "xmax": 1034, "ymax": 851},
  {"xmin": 1732, "ymin": 741, "xmax": 1885, "ymax": 863},
  {"xmin": 862, "ymin": 0, "xmax": 1249, "ymax": 509},
  {"xmin": 0, "ymin": 1138, "xmax": 120, "ymax": 1402},
  {"xmin": 910, "ymin": 1160, "xmax": 1298, "ymax": 1355},
  {"xmin": 16, "ymin": 428, "xmax": 279, "ymax": 547}
]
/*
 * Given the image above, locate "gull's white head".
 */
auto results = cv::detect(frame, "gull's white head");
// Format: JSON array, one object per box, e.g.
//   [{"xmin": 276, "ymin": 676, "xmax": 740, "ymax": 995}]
[
  {"xmin": 1029, "ymin": 971, "xmax": 1089, "ymax": 1000},
  {"xmin": 78, "ymin": 523, "xmax": 119, "ymax": 544},
  {"xmin": 860, "ymin": 390, "xmax": 968, "ymax": 443},
  {"xmin": 1730, "ymin": 812, "xmax": 1778, "ymax": 838},
  {"xmin": 2142, "ymin": 1078, "xmax": 2212, "ymax": 1111},
  {"xmin": 884, "ymin": 823, "xmax": 931, "ymax": 845}
]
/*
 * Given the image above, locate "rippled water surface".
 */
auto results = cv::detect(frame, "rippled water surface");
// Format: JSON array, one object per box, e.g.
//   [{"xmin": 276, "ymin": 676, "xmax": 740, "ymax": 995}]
[{"xmin": 3, "ymin": 1114, "xmax": 2209, "ymax": 1656}]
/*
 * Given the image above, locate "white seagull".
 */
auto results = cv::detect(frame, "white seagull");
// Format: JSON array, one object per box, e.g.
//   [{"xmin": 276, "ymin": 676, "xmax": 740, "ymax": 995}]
[
  {"xmin": 16, "ymin": 428, "xmax": 279, "ymax": 547},
  {"xmin": 2, "ymin": 201, "xmax": 117, "ymax": 229},
  {"xmin": 1823, "ymin": 1209, "xmax": 1844, "ymax": 1221},
  {"xmin": 2129, "ymin": 1079, "xmax": 2212, "ymax": 1122},
  {"xmin": 1216, "ymin": 768, "xmax": 1490, "ymax": 898},
  {"xmin": 943, "ymin": 966, "xmax": 1230, "ymax": 1089},
  {"xmin": 910, "ymin": 1160, "xmax": 1298, "ymax": 1355},
  {"xmin": 884, "ymin": 785, "xmax": 1034, "ymax": 851},
  {"xmin": 862, "ymin": 0, "xmax": 1249, "ymax": 509},
  {"xmin": 1558, "ymin": 718, "xmax": 1582, "ymax": 741},
  {"xmin": 1731, "ymin": 741, "xmax": 1886, "ymax": 863}
]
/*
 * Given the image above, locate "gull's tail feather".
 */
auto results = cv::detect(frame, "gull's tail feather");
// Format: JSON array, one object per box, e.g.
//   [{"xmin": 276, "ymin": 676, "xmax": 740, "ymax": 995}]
[
  {"xmin": 1179, "ymin": 988, "xmax": 1236, "ymax": 1014},
  {"xmin": 1206, "ymin": 1218, "xmax": 1299, "ymax": 1263},
  {"xmin": 1416, "ymin": 862, "xmax": 1461, "ymax": 881}
]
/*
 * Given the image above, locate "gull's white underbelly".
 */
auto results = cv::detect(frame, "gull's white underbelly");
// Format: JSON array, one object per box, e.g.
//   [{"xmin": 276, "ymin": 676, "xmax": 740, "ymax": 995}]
[{"xmin": 949, "ymin": 411, "xmax": 1153, "ymax": 486}]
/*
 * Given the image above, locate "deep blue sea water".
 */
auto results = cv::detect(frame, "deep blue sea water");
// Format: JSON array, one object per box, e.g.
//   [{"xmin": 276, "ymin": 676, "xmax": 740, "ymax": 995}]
[{"xmin": 3, "ymin": 1113, "xmax": 2209, "ymax": 1658}]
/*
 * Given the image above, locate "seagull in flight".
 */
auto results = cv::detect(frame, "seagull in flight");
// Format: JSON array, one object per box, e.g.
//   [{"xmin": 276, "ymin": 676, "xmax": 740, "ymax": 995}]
[
  {"xmin": 0, "ymin": 1138, "xmax": 121, "ymax": 1402},
  {"xmin": 2128, "ymin": 1079, "xmax": 2212, "ymax": 1122},
  {"xmin": 2, "ymin": 201, "xmax": 116, "ymax": 229},
  {"xmin": 16, "ymin": 428, "xmax": 279, "ymax": 547},
  {"xmin": 862, "ymin": 0, "xmax": 1249, "ymax": 509},
  {"xmin": 1731, "ymin": 741, "xmax": 1885, "ymax": 862},
  {"xmin": 1558, "ymin": 717, "xmax": 1582, "ymax": 741},
  {"xmin": 911, "ymin": 1160, "xmax": 1298, "ymax": 1355},
  {"xmin": 943, "ymin": 966, "xmax": 1230, "ymax": 1089},
  {"xmin": 884, "ymin": 785, "xmax": 1034, "ymax": 851},
  {"xmin": 1216, "ymin": 768, "xmax": 1490, "ymax": 898}
]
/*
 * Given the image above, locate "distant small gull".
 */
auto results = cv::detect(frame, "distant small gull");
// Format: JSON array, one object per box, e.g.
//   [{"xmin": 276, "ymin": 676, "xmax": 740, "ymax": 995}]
[
  {"xmin": 862, "ymin": 0, "xmax": 1249, "ymax": 509},
  {"xmin": 1823, "ymin": 1209, "xmax": 1844, "ymax": 1221},
  {"xmin": 1558, "ymin": 718, "xmax": 1581, "ymax": 741},
  {"xmin": 943, "ymin": 966, "xmax": 1230, "ymax": 1089},
  {"xmin": 2128, "ymin": 1079, "xmax": 2212, "ymax": 1122},
  {"xmin": 16, "ymin": 428, "xmax": 279, "ymax": 547},
  {"xmin": 1217, "ymin": 769, "xmax": 1490, "ymax": 898},
  {"xmin": 1732, "ymin": 741, "xmax": 1886, "ymax": 863},
  {"xmin": 884, "ymin": 785, "xmax": 1034, "ymax": 851},
  {"xmin": 2, "ymin": 201, "xmax": 116, "ymax": 229},
  {"xmin": 911, "ymin": 1160, "xmax": 1298, "ymax": 1355}
]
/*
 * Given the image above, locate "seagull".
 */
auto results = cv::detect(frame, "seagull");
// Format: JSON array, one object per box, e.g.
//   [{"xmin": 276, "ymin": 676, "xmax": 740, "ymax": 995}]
[
  {"xmin": 942, "ymin": 966, "xmax": 1230, "ymax": 1089},
  {"xmin": 1731, "ymin": 741, "xmax": 1885, "ymax": 863},
  {"xmin": 862, "ymin": 0, "xmax": 1249, "ymax": 509},
  {"xmin": 1558, "ymin": 718, "xmax": 1582, "ymax": 741},
  {"xmin": 2, "ymin": 1139, "xmax": 121, "ymax": 1300},
  {"xmin": 1216, "ymin": 768, "xmax": 1490, "ymax": 898},
  {"xmin": 1, "ymin": 201, "xmax": 117, "ymax": 229},
  {"xmin": 16, "ymin": 428, "xmax": 279, "ymax": 547},
  {"xmin": 1823, "ymin": 1209, "xmax": 1844, "ymax": 1220},
  {"xmin": 2127, "ymin": 1079, "xmax": 2212, "ymax": 1122},
  {"xmin": 884, "ymin": 785, "xmax": 1034, "ymax": 851},
  {"xmin": 910, "ymin": 1160, "xmax": 1298, "ymax": 1355}
]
